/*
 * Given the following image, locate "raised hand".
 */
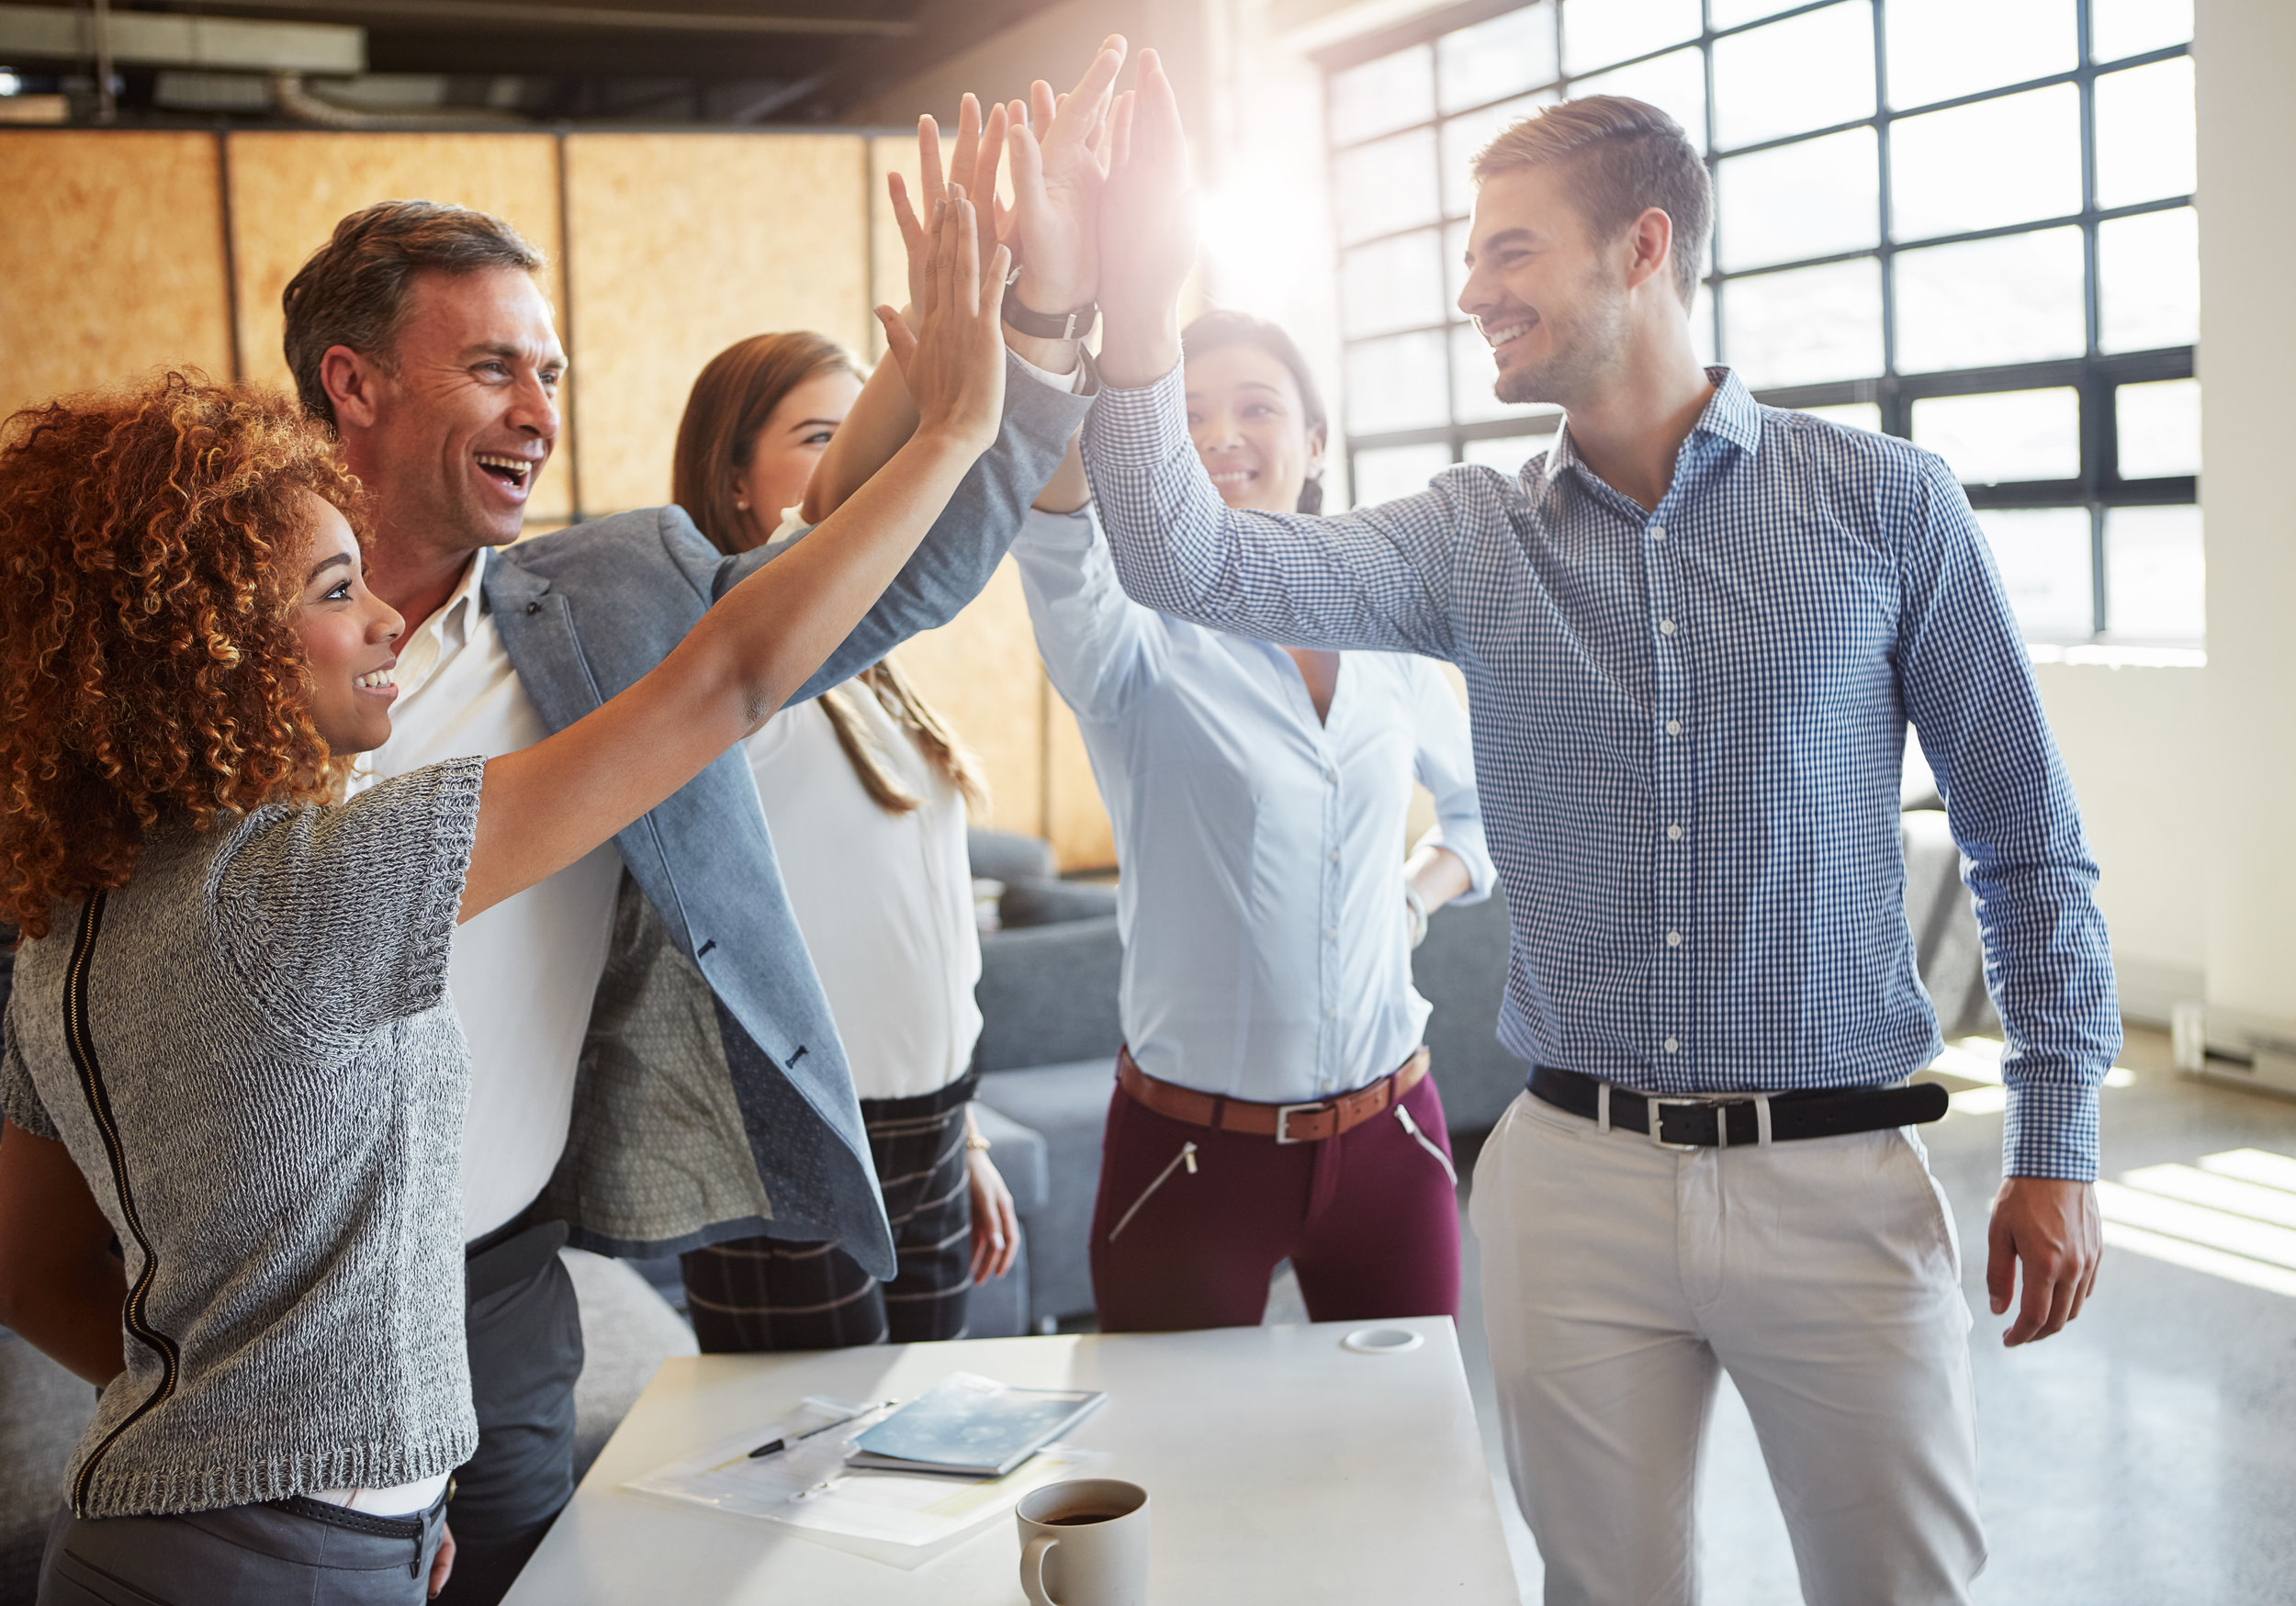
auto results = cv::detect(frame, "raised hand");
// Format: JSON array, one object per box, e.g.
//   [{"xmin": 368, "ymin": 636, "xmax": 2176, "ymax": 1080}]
[
  {"xmin": 1003, "ymin": 34, "xmax": 1129, "ymax": 316},
  {"xmin": 1096, "ymin": 49, "xmax": 1197, "ymax": 387},
  {"xmin": 889, "ymin": 93, "xmax": 1010, "ymax": 319},
  {"xmin": 877, "ymin": 184, "xmax": 1010, "ymax": 456}
]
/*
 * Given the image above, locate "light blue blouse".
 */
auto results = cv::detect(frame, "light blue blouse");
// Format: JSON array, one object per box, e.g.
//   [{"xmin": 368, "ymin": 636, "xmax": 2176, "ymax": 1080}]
[{"xmin": 1012, "ymin": 506, "xmax": 1493, "ymax": 1104}]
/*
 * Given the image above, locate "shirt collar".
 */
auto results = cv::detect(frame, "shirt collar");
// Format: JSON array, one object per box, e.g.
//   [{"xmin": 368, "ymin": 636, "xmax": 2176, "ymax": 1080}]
[
  {"xmin": 396, "ymin": 550, "xmax": 487, "ymax": 689},
  {"xmin": 1539, "ymin": 365, "xmax": 1761, "ymax": 498}
]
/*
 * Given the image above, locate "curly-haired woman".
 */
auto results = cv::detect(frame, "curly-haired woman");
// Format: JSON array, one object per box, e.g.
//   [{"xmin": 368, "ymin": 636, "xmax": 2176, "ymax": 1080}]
[{"xmin": 0, "ymin": 194, "xmax": 1006, "ymax": 1605}]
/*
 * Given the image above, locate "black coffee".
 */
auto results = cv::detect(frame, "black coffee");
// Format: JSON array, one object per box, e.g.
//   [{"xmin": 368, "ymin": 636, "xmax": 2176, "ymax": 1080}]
[{"xmin": 1043, "ymin": 1511, "xmax": 1125, "ymax": 1526}]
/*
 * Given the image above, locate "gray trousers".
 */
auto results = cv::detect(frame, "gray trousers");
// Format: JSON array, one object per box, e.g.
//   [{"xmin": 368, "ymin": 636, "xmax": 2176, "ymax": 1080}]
[
  {"xmin": 434, "ymin": 1219, "xmax": 584, "ymax": 1606},
  {"xmin": 39, "ymin": 1493, "xmax": 447, "ymax": 1605}
]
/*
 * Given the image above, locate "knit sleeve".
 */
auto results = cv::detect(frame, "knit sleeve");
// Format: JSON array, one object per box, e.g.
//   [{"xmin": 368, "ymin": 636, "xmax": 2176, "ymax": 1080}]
[
  {"xmin": 0, "ymin": 1024, "xmax": 57, "ymax": 1141},
  {"xmin": 208, "ymin": 757, "xmax": 486, "ymax": 1044}
]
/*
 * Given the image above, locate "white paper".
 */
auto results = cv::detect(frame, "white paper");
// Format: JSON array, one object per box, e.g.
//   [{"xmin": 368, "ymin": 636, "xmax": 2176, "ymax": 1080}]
[{"xmin": 624, "ymin": 1399, "xmax": 1106, "ymax": 1570}]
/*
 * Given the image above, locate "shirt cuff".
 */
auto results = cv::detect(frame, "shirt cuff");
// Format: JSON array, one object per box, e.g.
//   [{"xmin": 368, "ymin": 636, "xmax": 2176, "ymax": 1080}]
[
  {"xmin": 1412, "ymin": 827, "xmax": 1496, "ymax": 903},
  {"xmin": 2000, "ymin": 1075, "xmax": 2101, "ymax": 1182},
  {"xmin": 1010, "ymin": 345, "xmax": 1089, "ymax": 395},
  {"xmin": 1019, "ymin": 503, "xmax": 1097, "ymax": 551},
  {"xmin": 1080, "ymin": 360, "xmax": 1187, "ymax": 470}
]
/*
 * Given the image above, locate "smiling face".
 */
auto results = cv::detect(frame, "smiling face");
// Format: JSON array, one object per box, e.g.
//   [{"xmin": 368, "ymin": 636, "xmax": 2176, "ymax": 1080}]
[
  {"xmin": 334, "ymin": 264, "xmax": 564, "ymax": 560},
  {"xmin": 1458, "ymin": 163, "xmax": 1641, "ymax": 410},
  {"xmin": 291, "ymin": 494, "xmax": 406, "ymax": 756},
  {"xmin": 1183, "ymin": 343, "xmax": 1325, "ymax": 515},
  {"xmin": 727, "ymin": 365, "xmax": 863, "ymax": 551}
]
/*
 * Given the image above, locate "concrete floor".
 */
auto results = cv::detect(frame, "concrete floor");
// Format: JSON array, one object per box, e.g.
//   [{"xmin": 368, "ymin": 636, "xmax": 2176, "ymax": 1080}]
[{"xmin": 1267, "ymin": 1024, "xmax": 2296, "ymax": 1604}]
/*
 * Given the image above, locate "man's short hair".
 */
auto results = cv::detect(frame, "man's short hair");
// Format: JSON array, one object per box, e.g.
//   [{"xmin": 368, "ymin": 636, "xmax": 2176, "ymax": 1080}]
[
  {"xmin": 1473, "ymin": 96, "xmax": 1713, "ymax": 308},
  {"xmin": 281, "ymin": 199, "xmax": 545, "ymax": 427}
]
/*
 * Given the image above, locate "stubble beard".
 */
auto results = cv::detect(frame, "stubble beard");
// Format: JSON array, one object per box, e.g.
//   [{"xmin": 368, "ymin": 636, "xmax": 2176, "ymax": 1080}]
[{"xmin": 1490, "ymin": 282, "xmax": 1628, "ymax": 411}]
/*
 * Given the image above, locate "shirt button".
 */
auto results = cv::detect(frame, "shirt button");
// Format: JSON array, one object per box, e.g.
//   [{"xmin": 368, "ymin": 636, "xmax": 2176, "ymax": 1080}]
[
  {"xmin": 1649, "ymin": 524, "xmax": 1667, "ymax": 540},
  {"xmin": 1664, "ymin": 1037, "xmax": 1680, "ymax": 1054},
  {"xmin": 1666, "ymin": 930, "xmax": 1682, "ymax": 947},
  {"xmin": 1665, "ymin": 719, "xmax": 1683, "ymax": 736},
  {"xmin": 1330, "ymin": 849, "xmax": 1342, "ymax": 862},
  {"xmin": 1667, "ymin": 824, "xmax": 1683, "ymax": 841},
  {"xmin": 1326, "ymin": 770, "xmax": 1339, "ymax": 785},
  {"xmin": 1325, "ymin": 927, "xmax": 1339, "ymax": 940},
  {"xmin": 1660, "ymin": 619, "xmax": 1677, "ymax": 636},
  {"xmin": 1325, "ymin": 1007, "xmax": 1338, "ymax": 1019}
]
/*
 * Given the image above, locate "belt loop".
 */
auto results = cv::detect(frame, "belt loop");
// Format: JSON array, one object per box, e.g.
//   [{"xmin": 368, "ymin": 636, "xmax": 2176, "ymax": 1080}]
[
  {"xmin": 1716, "ymin": 1103, "xmax": 1730, "ymax": 1150},
  {"xmin": 1596, "ymin": 1082, "xmax": 1611, "ymax": 1135},
  {"xmin": 1754, "ymin": 1092, "xmax": 1773, "ymax": 1148},
  {"xmin": 1210, "ymin": 1094, "xmax": 1228, "ymax": 1134}
]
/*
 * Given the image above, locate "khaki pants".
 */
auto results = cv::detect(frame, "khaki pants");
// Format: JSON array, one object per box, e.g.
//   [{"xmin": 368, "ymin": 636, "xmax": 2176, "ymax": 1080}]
[{"xmin": 1471, "ymin": 1089, "xmax": 1985, "ymax": 1606}]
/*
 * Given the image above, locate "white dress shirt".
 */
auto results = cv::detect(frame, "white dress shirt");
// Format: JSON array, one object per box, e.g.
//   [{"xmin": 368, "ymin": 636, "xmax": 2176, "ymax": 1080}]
[
  {"xmin": 1011, "ymin": 506, "xmax": 1494, "ymax": 1104},
  {"xmin": 742, "ymin": 685, "xmax": 982, "ymax": 1101},
  {"xmin": 351, "ymin": 554, "xmax": 620, "ymax": 1241}
]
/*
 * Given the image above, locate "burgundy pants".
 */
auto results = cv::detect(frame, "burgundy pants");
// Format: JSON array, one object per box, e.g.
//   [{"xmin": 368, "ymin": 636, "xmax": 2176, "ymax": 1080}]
[{"xmin": 1087, "ymin": 1061, "xmax": 1462, "ymax": 1332}]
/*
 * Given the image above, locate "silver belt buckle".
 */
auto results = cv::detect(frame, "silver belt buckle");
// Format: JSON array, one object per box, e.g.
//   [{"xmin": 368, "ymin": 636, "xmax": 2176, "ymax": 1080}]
[
  {"xmin": 1274, "ymin": 1102, "xmax": 1323, "ymax": 1144},
  {"xmin": 1643, "ymin": 1095, "xmax": 1707, "ymax": 1151}
]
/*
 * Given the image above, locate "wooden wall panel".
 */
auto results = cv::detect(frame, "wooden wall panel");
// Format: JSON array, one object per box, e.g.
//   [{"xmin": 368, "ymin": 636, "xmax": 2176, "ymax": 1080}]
[
  {"xmin": 566, "ymin": 132, "xmax": 869, "ymax": 515},
  {"xmin": 0, "ymin": 132, "xmax": 231, "ymax": 423},
  {"xmin": 869, "ymin": 134, "xmax": 921, "ymax": 363},
  {"xmin": 891, "ymin": 559, "xmax": 1044, "ymax": 837},
  {"xmin": 224, "ymin": 131, "xmax": 573, "ymax": 522}
]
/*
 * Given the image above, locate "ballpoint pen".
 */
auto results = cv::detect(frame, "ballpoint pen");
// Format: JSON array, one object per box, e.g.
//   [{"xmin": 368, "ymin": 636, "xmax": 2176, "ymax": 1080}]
[{"xmin": 747, "ymin": 1399, "xmax": 897, "ymax": 1459}]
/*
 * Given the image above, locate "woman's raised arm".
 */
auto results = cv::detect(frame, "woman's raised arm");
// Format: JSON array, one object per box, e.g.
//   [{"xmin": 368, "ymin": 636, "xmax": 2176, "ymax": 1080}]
[{"xmin": 459, "ymin": 193, "xmax": 1010, "ymax": 922}]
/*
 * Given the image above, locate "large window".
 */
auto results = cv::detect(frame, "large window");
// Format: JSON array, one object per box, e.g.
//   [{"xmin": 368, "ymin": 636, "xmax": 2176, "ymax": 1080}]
[{"xmin": 1321, "ymin": 0, "xmax": 2200, "ymax": 644}]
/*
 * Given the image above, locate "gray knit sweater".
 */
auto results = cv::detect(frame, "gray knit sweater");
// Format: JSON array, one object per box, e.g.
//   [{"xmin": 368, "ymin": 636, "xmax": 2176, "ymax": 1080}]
[{"xmin": 0, "ymin": 758, "xmax": 485, "ymax": 1518}]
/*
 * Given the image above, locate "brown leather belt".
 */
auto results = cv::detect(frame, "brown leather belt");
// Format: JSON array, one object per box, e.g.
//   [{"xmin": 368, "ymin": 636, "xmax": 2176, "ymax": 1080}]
[{"xmin": 1116, "ymin": 1046, "xmax": 1431, "ymax": 1144}]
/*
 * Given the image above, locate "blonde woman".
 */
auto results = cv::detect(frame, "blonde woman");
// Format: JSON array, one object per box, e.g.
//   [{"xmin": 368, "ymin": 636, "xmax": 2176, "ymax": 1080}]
[{"xmin": 669, "ymin": 332, "xmax": 1019, "ymax": 1350}]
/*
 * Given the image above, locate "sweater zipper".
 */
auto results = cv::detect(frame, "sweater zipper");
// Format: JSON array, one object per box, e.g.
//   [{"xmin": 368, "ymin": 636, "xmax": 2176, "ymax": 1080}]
[{"xmin": 62, "ymin": 893, "xmax": 181, "ymax": 1517}]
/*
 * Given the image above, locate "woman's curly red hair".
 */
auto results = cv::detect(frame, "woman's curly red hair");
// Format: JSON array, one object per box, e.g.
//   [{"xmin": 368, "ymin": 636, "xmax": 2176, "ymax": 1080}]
[{"xmin": 0, "ymin": 371, "xmax": 365, "ymax": 939}]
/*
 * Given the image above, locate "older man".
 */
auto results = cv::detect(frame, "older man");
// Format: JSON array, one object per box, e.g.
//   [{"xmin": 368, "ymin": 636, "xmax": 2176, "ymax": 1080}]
[{"xmin": 280, "ymin": 42, "xmax": 1125, "ymax": 1603}]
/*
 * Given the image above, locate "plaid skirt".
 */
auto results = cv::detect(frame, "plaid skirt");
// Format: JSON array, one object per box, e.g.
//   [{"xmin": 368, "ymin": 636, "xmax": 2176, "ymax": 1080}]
[{"xmin": 680, "ymin": 1071, "xmax": 977, "ymax": 1351}]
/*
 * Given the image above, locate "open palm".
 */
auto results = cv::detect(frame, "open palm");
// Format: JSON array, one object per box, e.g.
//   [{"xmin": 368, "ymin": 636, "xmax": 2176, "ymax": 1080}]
[{"xmin": 1006, "ymin": 35, "xmax": 1128, "ymax": 315}]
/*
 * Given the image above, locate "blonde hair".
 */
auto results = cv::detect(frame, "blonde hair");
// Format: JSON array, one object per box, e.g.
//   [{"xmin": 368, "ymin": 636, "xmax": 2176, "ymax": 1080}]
[
  {"xmin": 673, "ymin": 331, "xmax": 985, "ymax": 816},
  {"xmin": 1473, "ymin": 95, "xmax": 1713, "ymax": 308}
]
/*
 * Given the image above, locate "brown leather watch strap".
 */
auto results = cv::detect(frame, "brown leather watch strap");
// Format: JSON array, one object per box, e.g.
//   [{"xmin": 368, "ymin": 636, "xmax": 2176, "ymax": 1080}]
[{"xmin": 1116, "ymin": 1047, "xmax": 1431, "ymax": 1143}]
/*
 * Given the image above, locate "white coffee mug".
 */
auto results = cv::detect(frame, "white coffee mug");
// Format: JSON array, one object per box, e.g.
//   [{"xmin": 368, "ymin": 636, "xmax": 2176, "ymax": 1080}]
[{"xmin": 1016, "ymin": 1477, "xmax": 1150, "ymax": 1606}]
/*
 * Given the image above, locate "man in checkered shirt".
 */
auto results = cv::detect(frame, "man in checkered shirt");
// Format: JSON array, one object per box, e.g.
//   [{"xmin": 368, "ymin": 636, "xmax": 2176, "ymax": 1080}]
[{"xmin": 1076, "ymin": 63, "xmax": 2113, "ymax": 1606}]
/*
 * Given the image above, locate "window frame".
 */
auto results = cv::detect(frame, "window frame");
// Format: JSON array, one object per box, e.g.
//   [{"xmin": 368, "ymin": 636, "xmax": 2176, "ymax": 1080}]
[{"xmin": 1318, "ymin": 0, "xmax": 2197, "ymax": 641}]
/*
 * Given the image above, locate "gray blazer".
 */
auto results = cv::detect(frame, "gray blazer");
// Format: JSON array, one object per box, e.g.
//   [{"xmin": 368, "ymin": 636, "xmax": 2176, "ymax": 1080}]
[{"xmin": 488, "ymin": 354, "xmax": 1090, "ymax": 1278}]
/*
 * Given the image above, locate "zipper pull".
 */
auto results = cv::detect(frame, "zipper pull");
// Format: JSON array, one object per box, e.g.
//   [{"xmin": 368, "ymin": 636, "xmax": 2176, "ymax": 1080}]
[{"xmin": 1181, "ymin": 1141, "xmax": 1199, "ymax": 1174}]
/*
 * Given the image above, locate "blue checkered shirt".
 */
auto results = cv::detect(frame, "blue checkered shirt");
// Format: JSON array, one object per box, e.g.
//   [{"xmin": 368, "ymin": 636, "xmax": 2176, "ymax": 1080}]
[{"xmin": 1080, "ymin": 365, "xmax": 2118, "ymax": 1180}]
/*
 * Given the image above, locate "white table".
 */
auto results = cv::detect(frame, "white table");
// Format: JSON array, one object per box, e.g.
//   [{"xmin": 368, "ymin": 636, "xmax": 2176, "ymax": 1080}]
[{"xmin": 506, "ymin": 1317, "xmax": 1520, "ymax": 1603}]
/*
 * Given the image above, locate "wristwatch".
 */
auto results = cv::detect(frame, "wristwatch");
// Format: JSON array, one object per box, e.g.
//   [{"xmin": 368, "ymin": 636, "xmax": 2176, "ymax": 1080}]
[{"xmin": 1002, "ymin": 269, "xmax": 1098, "ymax": 342}]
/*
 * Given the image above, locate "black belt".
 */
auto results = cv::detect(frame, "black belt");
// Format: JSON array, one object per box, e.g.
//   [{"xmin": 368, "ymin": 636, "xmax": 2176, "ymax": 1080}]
[{"xmin": 1528, "ymin": 1064, "xmax": 1948, "ymax": 1149}]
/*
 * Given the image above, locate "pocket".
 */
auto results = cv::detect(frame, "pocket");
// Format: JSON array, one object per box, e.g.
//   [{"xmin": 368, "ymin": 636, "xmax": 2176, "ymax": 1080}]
[
  {"xmin": 1392, "ymin": 1102, "xmax": 1458, "ymax": 1187},
  {"xmin": 1105, "ymin": 1141, "xmax": 1199, "ymax": 1242},
  {"xmin": 47, "ymin": 1546, "xmax": 176, "ymax": 1606},
  {"xmin": 1516, "ymin": 1087, "xmax": 1598, "ymax": 1141},
  {"xmin": 1891, "ymin": 1128, "xmax": 1963, "ymax": 1282}
]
